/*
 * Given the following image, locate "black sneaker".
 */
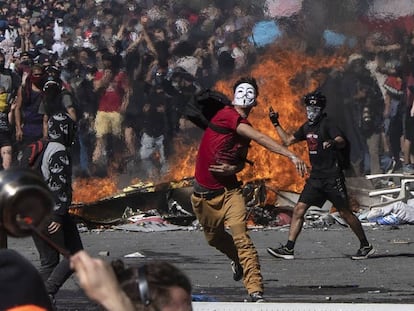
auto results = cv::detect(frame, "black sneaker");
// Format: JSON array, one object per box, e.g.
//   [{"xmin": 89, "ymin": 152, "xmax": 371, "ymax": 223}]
[
  {"xmin": 267, "ymin": 246, "xmax": 294, "ymax": 259},
  {"xmin": 250, "ymin": 291, "xmax": 265, "ymax": 302},
  {"xmin": 351, "ymin": 244, "xmax": 375, "ymax": 260},
  {"xmin": 231, "ymin": 261, "xmax": 243, "ymax": 281}
]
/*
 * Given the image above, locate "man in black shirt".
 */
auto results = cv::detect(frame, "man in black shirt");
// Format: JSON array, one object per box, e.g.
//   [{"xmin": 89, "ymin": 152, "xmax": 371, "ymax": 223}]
[
  {"xmin": 138, "ymin": 85, "xmax": 170, "ymax": 180},
  {"xmin": 266, "ymin": 90, "xmax": 375, "ymax": 260}
]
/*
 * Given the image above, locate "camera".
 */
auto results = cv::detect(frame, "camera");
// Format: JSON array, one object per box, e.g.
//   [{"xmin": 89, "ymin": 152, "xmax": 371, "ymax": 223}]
[{"xmin": 0, "ymin": 168, "xmax": 54, "ymax": 237}]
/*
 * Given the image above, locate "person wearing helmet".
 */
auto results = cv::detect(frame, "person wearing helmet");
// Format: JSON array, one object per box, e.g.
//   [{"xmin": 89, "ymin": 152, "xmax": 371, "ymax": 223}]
[
  {"xmin": 191, "ymin": 76, "xmax": 307, "ymax": 302},
  {"xmin": 266, "ymin": 90, "xmax": 375, "ymax": 261},
  {"xmin": 40, "ymin": 72, "xmax": 78, "ymax": 122}
]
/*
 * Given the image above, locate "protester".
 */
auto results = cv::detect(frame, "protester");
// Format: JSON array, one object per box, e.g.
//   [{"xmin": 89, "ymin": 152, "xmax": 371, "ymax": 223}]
[
  {"xmin": 91, "ymin": 52, "xmax": 127, "ymax": 170},
  {"xmin": 32, "ymin": 113, "xmax": 83, "ymax": 306},
  {"xmin": 0, "ymin": 51, "xmax": 19, "ymax": 169},
  {"xmin": 191, "ymin": 76, "xmax": 307, "ymax": 302},
  {"xmin": 341, "ymin": 54, "xmax": 385, "ymax": 178},
  {"xmin": 70, "ymin": 250, "xmax": 193, "ymax": 311},
  {"xmin": 138, "ymin": 85, "xmax": 170, "ymax": 180},
  {"xmin": 40, "ymin": 70, "xmax": 77, "ymax": 121},
  {"xmin": 14, "ymin": 63, "xmax": 47, "ymax": 149},
  {"xmin": 266, "ymin": 90, "xmax": 375, "ymax": 260}
]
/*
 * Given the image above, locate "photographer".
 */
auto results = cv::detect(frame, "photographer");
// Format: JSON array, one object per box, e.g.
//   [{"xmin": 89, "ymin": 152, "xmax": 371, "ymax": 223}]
[{"xmin": 70, "ymin": 250, "xmax": 193, "ymax": 311}]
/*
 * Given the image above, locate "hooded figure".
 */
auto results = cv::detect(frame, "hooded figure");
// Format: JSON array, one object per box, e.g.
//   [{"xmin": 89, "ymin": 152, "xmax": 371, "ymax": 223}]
[{"xmin": 35, "ymin": 112, "xmax": 83, "ymax": 304}]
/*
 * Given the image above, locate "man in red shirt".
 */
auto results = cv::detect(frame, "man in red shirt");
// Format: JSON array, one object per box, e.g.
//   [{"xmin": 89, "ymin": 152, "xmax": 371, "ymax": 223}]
[
  {"xmin": 92, "ymin": 53, "xmax": 127, "ymax": 166},
  {"xmin": 191, "ymin": 77, "xmax": 307, "ymax": 302}
]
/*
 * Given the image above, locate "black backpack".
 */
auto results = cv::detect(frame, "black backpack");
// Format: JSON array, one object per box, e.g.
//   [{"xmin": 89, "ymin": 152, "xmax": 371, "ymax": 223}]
[{"xmin": 183, "ymin": 88, "xmax": 232, "ymax": 131}]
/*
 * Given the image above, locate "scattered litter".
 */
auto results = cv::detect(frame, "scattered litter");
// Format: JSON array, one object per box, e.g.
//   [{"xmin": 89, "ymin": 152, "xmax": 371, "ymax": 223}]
[
  {"xmin": 192, "ymin": 294, "xmax": 218, "ymax": 302},
  {"xmin": 77, "ymin": 223, "xmax": 89, "ymax": 233},
  {"xmin": 168, "ymin": 199, "xmax": 193, "ymax": 216},
  {"xmin": 366, "ymin": 200, "xmax": 414, "ymax": 225},
  {"xmin": 330, "ymin": 212, "xmax": 349, "ymax": 227},
  {"xmin": 114, "ymin": 222, "xmax": 189, "ymax": 232},
  {"xmin": 390, "ymin": 239, "xmax": 411, "ymax": 244},
  {"xmin": 124, "ymin": 251, "xmax": 145, "ymax": 258},
  {"xmin": 98, "ymin": 251, "xmax": 109, "ymax": 256}
]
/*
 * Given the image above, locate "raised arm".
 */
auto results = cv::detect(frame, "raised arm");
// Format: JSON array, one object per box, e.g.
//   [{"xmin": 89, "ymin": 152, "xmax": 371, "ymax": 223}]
[{"xmin": 269, "ymin": 107, "xmax": 298, "ymax": 146}]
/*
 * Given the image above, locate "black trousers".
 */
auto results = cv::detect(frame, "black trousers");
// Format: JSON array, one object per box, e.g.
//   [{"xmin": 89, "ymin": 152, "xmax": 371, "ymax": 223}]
[{"xmin": 32, "ymin": 213, "xmax": 83, "ymax": 295}]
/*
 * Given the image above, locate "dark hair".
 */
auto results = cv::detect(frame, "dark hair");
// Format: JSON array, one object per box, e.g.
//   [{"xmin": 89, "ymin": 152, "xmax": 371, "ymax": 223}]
[
  {"xmin": 111, "ymin": 260, "xmax": 192, "ymax": 309},
  {"xmin": 233, "ymin": 76, "xmax": 259, "ymax": 97}
]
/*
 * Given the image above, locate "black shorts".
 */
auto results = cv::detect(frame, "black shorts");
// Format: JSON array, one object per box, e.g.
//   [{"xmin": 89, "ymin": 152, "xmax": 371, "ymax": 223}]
[
  {"xmin": 298, "ymin": 176, "xmax": 349, "ymax": 210},
  {"xmin": 122, "ymin": 114, "xmax": 141, "ymax": 131}
]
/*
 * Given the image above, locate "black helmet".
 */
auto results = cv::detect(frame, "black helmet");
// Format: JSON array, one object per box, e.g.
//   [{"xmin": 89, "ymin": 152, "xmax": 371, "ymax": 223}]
[
  {"xmin": 42, "ymin": 75, "xmax": 62, "ymax": 93},
  {"xmin": 303, "ymin": 91, "xmax": 326, "ymax": 109}
]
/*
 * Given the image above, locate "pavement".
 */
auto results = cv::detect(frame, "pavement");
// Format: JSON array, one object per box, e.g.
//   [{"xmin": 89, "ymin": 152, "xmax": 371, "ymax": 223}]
[{"xmin": 7, "ymin": 223, "xmax": 414, "ymax": 310}]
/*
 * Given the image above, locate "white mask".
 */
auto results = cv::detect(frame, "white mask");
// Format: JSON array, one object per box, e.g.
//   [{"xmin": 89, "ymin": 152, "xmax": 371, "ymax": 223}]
[{"xmin": 233, "ymin": 83, "xmax": 256, "ymax": 107}]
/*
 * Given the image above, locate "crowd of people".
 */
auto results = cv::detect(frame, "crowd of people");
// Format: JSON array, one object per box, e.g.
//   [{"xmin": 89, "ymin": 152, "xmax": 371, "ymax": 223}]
[
  {"xmin": 0, "ymin": 0, "xmax": 412, "ymax": 183},
  {"xmin": 315, "ymin": 30, "xmax": 414, "ymax": 182},
  {"xmin": 0, "ymin": 0, "xmax": 266, "ymax": 179},
  {"xmin": 2, "ymin": 0, "xmax": 414, "ymax": 309}
]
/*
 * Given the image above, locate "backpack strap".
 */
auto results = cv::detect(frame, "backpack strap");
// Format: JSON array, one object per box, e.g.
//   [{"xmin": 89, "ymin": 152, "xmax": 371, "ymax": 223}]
[
  {"xmin": 207, "ymin": 122, "xmax": 254, "ymax": 166},
  {"xmin": 208, "ymin": 122, "xmax": 233, "ymax": 134},
  {"xmin": 31, "ymin": 140, "xmax": 49, "ymax": 171}
]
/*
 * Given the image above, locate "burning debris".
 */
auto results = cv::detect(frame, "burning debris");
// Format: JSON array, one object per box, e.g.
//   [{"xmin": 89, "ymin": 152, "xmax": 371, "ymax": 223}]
[
  {"xmin": 70, "ymin": 175, "xmax": 303, "ymax": 230},
  {"xmin": 70, "ymin": 177, "xmax": 195, "ymax": 227}
]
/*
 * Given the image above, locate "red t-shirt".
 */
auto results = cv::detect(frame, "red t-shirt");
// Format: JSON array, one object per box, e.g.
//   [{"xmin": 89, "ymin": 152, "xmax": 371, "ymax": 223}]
[
  {"xmin": 194, "ymin": 106, "xmax": 251, "ymax": 189},
  {"xmin": 95, "ymin": 70, "xmax": 127, "ymax": 112}
]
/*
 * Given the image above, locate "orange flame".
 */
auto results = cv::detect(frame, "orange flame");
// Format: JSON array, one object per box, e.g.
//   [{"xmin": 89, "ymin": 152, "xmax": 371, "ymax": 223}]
[{"xmin": 72, "ymin": 177, "xmax": 118, "ymax": 204}]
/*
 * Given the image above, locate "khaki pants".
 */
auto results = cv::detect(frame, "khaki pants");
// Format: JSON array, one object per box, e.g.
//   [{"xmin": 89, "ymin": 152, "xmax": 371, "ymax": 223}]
[{"xmin": 191, "ymin": 188, "xmax": 263, "ymax": 294}]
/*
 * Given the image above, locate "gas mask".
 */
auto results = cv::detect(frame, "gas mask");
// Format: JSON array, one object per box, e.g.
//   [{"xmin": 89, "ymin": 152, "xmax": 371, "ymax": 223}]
[
  {"xmin": 306, "ymin": 105, "xmax": 322, "ymax": 124},
  {"xmin": 233, "ymin": 83, "xmax": 256, "ymax": 107}
]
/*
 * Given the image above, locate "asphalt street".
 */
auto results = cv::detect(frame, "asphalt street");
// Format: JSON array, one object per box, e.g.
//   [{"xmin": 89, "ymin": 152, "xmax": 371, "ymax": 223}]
[{"xmin": 7, "ymin": 223, "xmax": 414, "ymax": 310}]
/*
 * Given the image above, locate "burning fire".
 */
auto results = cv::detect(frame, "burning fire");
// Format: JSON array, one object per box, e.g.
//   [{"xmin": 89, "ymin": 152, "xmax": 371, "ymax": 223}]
[
  {"xmin": 73, "ymin": 47, "xmax": 346, "ymax": 204},
  {"xmin": 72, "ymin": 177, "xmax": 118, "ymax": 204}
]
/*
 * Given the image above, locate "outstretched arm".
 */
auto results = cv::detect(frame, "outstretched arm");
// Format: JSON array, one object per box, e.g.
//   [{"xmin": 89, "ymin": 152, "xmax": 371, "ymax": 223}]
[{"xmin": 236, "ymin": 123, "xmax": 307, "ymax": 176}]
